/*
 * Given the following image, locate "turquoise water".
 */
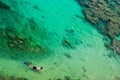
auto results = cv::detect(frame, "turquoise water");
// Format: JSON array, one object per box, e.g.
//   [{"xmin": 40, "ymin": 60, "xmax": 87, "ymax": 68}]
[{"xmin": 0, "ymin": 0, "xmax": 120, "ymax": 80}]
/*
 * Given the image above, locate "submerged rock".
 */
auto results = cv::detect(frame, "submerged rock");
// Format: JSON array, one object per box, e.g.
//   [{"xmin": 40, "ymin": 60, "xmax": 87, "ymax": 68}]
[
  {"xmin": 0, "ymin": 1, "xmax": 11, "ymax": 10},
  {"xmin": 4, "ymin": 27, "xmax": 47, "ymax": 53},
  {"xmin": 62, "ymin": 39, "xmax": 75, "ymax": 49},
  {"xmin": 64, "ymin": 76, "xmax": 71, "ymax": 80},
  {"xmin": 0, "ymin": 74, "xmax": 28, "ymax": 80},
  {"xmin": 0, "ymin": 4, "xmax": 50, "ymax": 55},
  {"xmin": 76, "ymin": 0, "xmax": 120, "ymax": 55}
]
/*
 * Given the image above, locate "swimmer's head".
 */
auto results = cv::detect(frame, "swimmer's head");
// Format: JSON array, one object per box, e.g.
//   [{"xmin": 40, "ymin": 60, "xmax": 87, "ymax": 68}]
[
  {"xmin": 40, "ymin": 67, "xmax": 43, "ymax": 69},
  {"xmin": 36, "ymin": 67, "xmax": 43, "ymax": 71}
]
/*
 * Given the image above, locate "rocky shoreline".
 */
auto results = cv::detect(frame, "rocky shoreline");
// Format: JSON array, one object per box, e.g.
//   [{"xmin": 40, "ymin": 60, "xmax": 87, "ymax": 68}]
[{"xmin": 76, "ymin": 0, "xmax": 120, "ymax": 54}]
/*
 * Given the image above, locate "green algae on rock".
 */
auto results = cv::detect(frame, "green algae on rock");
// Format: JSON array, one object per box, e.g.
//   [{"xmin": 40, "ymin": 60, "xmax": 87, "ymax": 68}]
[{"xmin": 75, "ymin": 0, "xmax": 120, "ymax": 54}]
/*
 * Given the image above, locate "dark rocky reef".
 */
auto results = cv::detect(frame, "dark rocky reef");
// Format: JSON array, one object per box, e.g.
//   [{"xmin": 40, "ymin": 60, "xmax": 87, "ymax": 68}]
[
  {"xmin": 0, "ymin": 5, "xmax": 49, "ymax": 55},
  {"xmin": 76, "ymin": 0, "xmax": 120, "ymax": 54},
  {"xmin": 62, "ymin": 38, "xmax": 75, "ymax": 49},
  {"xmin": 0, "ymin": 1, "xmax": 11, "ymax": 10},
  {"xmin": 64, "ymin": 76, "xmax": 71, "ymax": 80},
  {"xmin": 0, "ymin": 26, "xmax": 50, "ymax": 60},
  {"xmin": 62, "ymin": 29, "xmax": 81, "ymax": 49},
  {"xmin": 64, "ymin": 53, "xmax": 72, "ymax": 58},
  {"xmin": 49, "ymin": 76, "xmax": 72, "ymax": 80},
  {"xmin": 0, "ymin": 74, "xmax": 28, "ymax": 80},
  {"xmin": 0, "ymin": 26, "xmax": 47, "ymax": 54}
]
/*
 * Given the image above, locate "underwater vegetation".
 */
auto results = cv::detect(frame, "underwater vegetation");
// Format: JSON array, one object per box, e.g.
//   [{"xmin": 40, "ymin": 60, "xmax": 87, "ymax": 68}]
[{"xmin": 75, "ymin": 0, "xmax": 120, "ymax": 55}]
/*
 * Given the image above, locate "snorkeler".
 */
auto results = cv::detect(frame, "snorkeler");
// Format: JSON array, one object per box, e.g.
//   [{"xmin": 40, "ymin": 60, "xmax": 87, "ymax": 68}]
[{"xmin": 23, "ymin": 62, "xmax": 43, "ymax": 71}]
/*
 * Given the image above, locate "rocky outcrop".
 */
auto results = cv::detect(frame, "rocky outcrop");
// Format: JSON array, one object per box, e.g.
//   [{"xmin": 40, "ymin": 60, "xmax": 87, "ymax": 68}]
[{"xmin": 76, "ymin": 0, "xmax": 120, "ymax": 54}]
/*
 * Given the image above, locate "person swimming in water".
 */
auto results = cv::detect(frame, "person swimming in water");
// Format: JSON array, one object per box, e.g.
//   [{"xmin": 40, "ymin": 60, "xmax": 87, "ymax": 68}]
[{"xmin": 23, "ymin": 62, "xmax": 43, "ymax": 71}]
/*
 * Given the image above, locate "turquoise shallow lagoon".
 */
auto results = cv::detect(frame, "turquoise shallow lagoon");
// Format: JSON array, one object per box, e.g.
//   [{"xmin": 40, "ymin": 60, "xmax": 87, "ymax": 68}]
[{"xmin": 0, "ymin": 0, "xmax": 120, "ymax": 80}]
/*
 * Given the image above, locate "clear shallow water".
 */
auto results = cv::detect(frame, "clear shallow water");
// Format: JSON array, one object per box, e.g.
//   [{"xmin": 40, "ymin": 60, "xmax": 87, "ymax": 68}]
[{"xmin": 0, "ymin": 0, "xmax": 120, "ymax": 80}]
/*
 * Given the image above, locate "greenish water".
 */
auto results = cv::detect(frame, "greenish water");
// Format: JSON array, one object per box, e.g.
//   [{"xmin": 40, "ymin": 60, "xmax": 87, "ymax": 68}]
[{"xmin": 0, "ymin": 0, "xmax": 120, "ymax": 80}]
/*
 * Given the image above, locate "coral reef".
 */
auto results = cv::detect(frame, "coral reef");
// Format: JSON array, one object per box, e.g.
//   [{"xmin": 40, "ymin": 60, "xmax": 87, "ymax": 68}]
[
  {"xmin": 76, "ymin": 0, "xmax": 120, "ymax": 54},
  {"xmin": 0, "ymin": 26, "xmax": 47, "ymax": 54},
  {"xmin": 5, "ymin": 27, "xmax": 41, "ymax": 52}
]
